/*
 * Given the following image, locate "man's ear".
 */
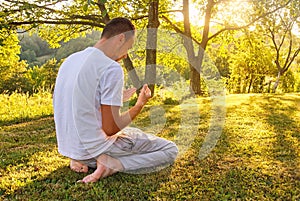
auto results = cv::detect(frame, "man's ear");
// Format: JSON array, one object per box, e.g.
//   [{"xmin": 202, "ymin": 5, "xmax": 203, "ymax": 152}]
[{"xmin": 118, "ymin": 33, "xmax": 126, "ymax": 43}]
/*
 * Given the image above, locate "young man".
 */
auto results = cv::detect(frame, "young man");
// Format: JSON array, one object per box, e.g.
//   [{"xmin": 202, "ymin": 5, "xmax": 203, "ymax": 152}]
[{"xmin": 53, "ymin": 17, "xmax": 178, "ymax": 183}]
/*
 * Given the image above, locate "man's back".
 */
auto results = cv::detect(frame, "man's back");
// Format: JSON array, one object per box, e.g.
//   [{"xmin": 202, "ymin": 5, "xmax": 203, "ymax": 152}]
[{"xmin": 53, "ymin": 47, "xmax": 121, "ymax": 160}]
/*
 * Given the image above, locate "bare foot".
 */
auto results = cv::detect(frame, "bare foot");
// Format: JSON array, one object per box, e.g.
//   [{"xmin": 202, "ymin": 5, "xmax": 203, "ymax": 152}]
[
  {"xmin": 70, "ymin": 159, "xmax": 88, "ymax": 173},
  {"xmin": 78, "ymin": 154, "xmax": 124, "ymax": 183}
]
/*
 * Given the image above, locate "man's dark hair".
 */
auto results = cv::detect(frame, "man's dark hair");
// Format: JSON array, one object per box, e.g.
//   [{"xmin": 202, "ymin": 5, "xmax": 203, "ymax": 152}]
[{"xmin": 101, "ymin": 17, "xmax": 135, "ymax": 40}]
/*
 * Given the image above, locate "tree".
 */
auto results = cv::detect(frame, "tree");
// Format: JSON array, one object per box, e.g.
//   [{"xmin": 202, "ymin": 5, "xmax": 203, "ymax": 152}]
[
  {"xmin": 227, "ymin": 29, "xmax": 275, "ymax": 93},
  {"xmin": 0, "ymin": 28, "xmax": 29, "ymax": 93},
  {"xmin": 18, "ymin": 33, "xmax": 56, "ymax": 66},
  {"xmin": 162, "ymin": 0, "xmax": 294, "ymax": 95},
  {"xmin": 257, "ymin": 1, "xmax": 300, "ymax": 92},
  {"xmin": 1, "ymin": 0, "xmax": 159, "ymax": 94},
  {"xmin": 25, "ymin": 58, "xmax": 61, "ymax": 93},
  {"xmin": 1, "ymin": 0, "xmax": 158, "ymax": 45},
  {"xmin": 145, "ymin": 0, "xmax": 160, "ymax": 95}
]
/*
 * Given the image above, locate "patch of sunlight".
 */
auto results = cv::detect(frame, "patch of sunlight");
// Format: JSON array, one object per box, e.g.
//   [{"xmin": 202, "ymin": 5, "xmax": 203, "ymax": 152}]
[
  {"xmin": 0, "ymin": 149, "xmax": 67, "ymax": 195},
  {"xmin": 223, "ymin": 94, "xmax": 300, "ymax": 178},
  {"xmin": 242, "ymin": 121, "xmax": 299, "ymax": 178}
]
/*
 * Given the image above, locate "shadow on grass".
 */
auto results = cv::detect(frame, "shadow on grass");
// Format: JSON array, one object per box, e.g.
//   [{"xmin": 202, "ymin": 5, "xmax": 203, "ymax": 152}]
[
  {"xmin": 255, "ymin": 95, "xmax": 300, "ymax": 161},
  {"xmin": 0, "ymin": 117, "xmax": 56, "ymax": 169},
  {"xmin": 198, "ymin": 94, "xmax": 300, "ymax": 200},
  {"xmin": 1, "ymin": 112, "xmax": 176, "ymax": 200},
  {"xmin": 227, "ymin": 94, "xmax": 300, "ymax": 161},
  {"xmin": 0, "ymin": 114, "xmax": 53, "ymax": 127},
  {"xmin": 4, "ymin": 165, "xmax": 174, "ymax": 200}
]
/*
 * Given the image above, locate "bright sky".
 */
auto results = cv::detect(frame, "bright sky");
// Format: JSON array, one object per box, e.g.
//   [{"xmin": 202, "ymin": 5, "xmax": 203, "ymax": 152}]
[
  {"xmin": 172, "ymin": 2, "xmax": 204, "ymax": 26},
  {"xmin": 292, "ymin": 23, "xmax": 300, "ymax": 37},
  {"xmin": 172, "ymin": 1, "xmax": 300, "ymax": 38},
  {"xmin": 172, "ymin": 0, "xmax": 253, "ymax": 28}
]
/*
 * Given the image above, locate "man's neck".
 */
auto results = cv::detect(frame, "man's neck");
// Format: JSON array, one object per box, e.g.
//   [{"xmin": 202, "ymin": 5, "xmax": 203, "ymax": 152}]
[{"xmin": 94, "ymin": 38, "xmax": 116, "ymax": 60}]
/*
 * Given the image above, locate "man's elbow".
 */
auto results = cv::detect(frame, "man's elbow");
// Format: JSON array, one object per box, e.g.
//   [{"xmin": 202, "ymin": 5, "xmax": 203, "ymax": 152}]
[{"xmin": 102, "ymin": 125, "xmax": 119, "ymax": 136}]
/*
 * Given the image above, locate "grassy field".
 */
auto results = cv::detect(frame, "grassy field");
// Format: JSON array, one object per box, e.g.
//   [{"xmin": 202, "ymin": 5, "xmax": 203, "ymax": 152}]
[{"xmin": 0, "ymin": 93, "xmax": 299, "ymax": 200}]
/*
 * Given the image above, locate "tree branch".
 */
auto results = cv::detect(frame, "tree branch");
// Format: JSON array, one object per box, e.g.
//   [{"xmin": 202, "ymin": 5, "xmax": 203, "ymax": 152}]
[
  {"xmin": 161, "ymin": 15, "xmax": 200, "ymax": 46},
  {"xmin": 95, "ymin": 0, "xmax": 110, "ymax": 23},
  {"xmin": 69, "ymin": 14, "xmax": 105, "ymax": 23},
  {"xmin": 284, "ymin": 46, "xmax": 300, "ymax": 73},
  {"xmin": 282, "ymin": 31, "xmax": 293, "ymax": 70},
  {"xmin": 160, "ymin": 9, "xmax": 183, "ymax": 14},
  {"xmin": 207, "ymin": 0, "xmax": 292, "ymax": 41},
  {"xmin": 3, "ymin": 0, "xmax": 67, "ymax": 14},
  {"xmin": 9, "ymin": 20, "xmax": 105, "ymax": 28}
]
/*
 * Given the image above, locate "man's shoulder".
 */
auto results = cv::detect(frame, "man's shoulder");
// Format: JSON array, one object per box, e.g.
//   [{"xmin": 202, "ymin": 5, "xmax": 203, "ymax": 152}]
[{"xmin": 106, "ymin": 62, "xmax": 123, "ymax": 75}]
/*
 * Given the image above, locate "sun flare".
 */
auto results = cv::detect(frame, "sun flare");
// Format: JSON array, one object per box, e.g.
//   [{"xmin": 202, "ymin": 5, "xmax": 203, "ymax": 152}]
[
  {"xmin": 171, "ymin": 1, "xmax": 252, "ymax": 28},
  {"xmin": 172, "ymin": 2, "xmax": 204, "ymax": 26}
]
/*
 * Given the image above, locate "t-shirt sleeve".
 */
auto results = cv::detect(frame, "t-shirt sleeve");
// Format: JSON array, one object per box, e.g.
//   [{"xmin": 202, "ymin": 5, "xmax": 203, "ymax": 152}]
[{"xmin": 99, "ymin": 64, "xmax": 124, "ymax": 107}]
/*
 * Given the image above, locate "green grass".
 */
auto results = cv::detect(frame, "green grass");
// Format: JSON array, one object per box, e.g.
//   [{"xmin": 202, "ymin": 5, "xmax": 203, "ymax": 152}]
[
  {"xmin": 0, "ymin": 92, "xmax": 53, "ymax": 126},
  {"xmin": 0, "ymin": 93, "xmax": 299, "ymax": 200}
]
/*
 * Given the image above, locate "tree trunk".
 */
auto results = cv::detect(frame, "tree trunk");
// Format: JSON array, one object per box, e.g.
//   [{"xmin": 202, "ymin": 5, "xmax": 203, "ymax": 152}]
[
  {"xmin": 267, "ymin": 81, "xmax": 272, "ymax": 93},
  {"xmin": 248, "ymin": 74, "xmax": 253, "ymax": 93},
  {"xmin": 123, "ymin": 57, "xmax": 142, "ymax": 88},
  {"xmin": 193, "ymin": 48, "xmax": 205, "ymax": 95},
  {"xmin": 273, "ymin": 71, "xmax": 281, "ymax": 93},
  {"xmin": 182, "ymin": 0, "xmax": 214, "ymax": 95},
  {"xmin": 145, "ymin": 0, "xmax": 159, "ymax": 96},
  {"xmin": 190, "ymin": 65, "xmax": 201, "ymax": 94},
  {"xmin": 182, "ymin": 0, "xmax": 201, "ymax": 95},
  {"xmin": 258, "ymin": 76, "xmax": 265, "ymax": 93}
]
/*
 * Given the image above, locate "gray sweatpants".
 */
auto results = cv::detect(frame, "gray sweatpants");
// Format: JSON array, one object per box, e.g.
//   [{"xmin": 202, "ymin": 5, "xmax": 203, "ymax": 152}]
[{"xmin": 81, "ymin": 127, "xmax": 178, "ymax": 174}]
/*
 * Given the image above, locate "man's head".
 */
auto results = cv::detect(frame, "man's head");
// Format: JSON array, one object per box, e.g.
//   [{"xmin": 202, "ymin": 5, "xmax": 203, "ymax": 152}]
[
  {"xmin": 99, "ymin": 17, "xmax": 136, "ymax": 61},
  {"xmin": 101, "ymin": 17, "xmax": 135, "ymax": 41}
]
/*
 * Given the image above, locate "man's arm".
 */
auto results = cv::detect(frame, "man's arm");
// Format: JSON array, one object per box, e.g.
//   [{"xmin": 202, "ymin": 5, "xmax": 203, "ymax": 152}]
[{"xmin": 101, "ymin": 84, "xmax": 151, "ymax": 136}]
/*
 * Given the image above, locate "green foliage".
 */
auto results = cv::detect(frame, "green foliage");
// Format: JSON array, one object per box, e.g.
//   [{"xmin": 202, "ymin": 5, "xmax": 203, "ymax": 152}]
[
  {"xmin": 126, "ymin": 82, "xmax": 187, "ymax": 107},
  {"xmin": 38, "ymin": 24, "xmax": 89, "ymax": 49},
  {"xmin": 279, "ymin": 70, "xmax": 296, "ymax": 93},
  {"xmin": 0, "ymin": 61, "xmax": 30, "ymax": 94},
  {"xmin": 25, "ymin": 58, "xmax": 61, "ymax": 93},
  {"xmin": 163, "ymin": 97, "xmax": 180, "ymax": 105},
  {"xmin": 253, "ymin": 0, "xmax": 300, "ymax": 92},
  {"xmin": 125, "ymin": 29, "xmax": 190, "ymax": 91},
  {"xmin": 54, "ymin": 31, "xmax": 101, "ymax": 61},
  {"xmin": 1, "ymin": 32, "xmax": 102, "ymax": 95},
  {"xmin": 0, "ymin": 29, "xmax": 22, "ymax": 79},
  {"xmin": 1, "ymin": 0, "xmax": 171, "ymax": 47},
  {"xmin": 18, "ymin": 31, "xmax": 101, "ymax": 66},
  {"xmin": 0, "ymin": 29, "xmax": 35, "ymax": 94},
  {"xmin": 207, "ymin": 32, "xmax": 232, "ymax": 78},
  {"xmin": 294, "ymin": 69, "xmax": 300, "ymax": 92},
  {"xmin": 224, "ymin": 29, "xmax": 275, "ymax": 93},
  {"xmin": 0, "ymin": 57, "xmax": 60, "ymax": 95},
  {"xmin": 20, "ymin": 49, "xmax": 37, "ymax": 63}
]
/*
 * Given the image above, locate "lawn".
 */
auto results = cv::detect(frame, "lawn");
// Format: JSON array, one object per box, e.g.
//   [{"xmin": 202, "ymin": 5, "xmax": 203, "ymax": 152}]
[{"xmin": 0, "ymin": 93, "xmax": 299, "ymax": 200}]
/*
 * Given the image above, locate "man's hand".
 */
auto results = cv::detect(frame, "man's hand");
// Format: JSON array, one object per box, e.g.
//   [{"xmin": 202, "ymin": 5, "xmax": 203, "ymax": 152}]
[
  {"xmin": 136, "ymin": 84, "xmax": 151, "ymax": 107},
  {"xmin": 123, "ymin": 87, "xmax": 136, "ymax": 102},
  {"xmin": 101, "ymin": 84, "xmax": 151, "ymax": 136}
]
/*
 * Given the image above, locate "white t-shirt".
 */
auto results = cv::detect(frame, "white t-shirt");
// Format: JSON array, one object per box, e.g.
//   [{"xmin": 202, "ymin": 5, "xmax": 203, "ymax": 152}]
[{"xmin": 53, "ymin": 47, "xmax": 124, "ymax": 160}]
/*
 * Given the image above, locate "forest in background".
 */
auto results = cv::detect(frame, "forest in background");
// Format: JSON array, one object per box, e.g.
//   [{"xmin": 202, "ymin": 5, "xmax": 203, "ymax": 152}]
[{"xmin": 18, "ymin": 31, "xmax": 101, "ymax": 67}]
